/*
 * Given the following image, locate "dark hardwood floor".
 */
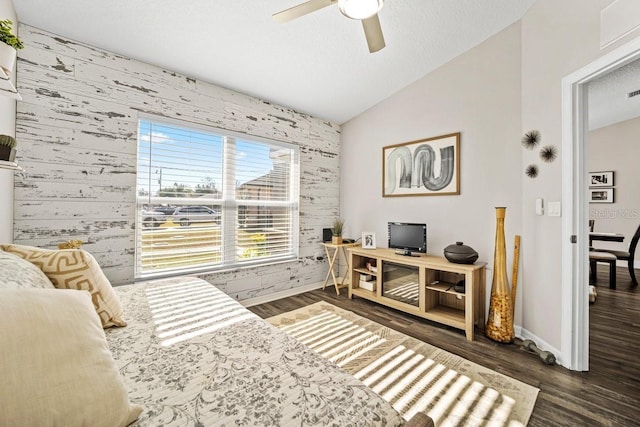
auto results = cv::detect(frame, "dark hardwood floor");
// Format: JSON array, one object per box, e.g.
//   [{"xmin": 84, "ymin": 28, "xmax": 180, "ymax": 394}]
[{"xmin": 249, "ymin": 266, "xmax": 640, "ymax": 426}]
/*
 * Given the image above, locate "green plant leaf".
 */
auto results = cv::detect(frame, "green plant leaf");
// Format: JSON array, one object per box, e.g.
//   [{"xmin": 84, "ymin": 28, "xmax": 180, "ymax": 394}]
[
  {"xmin": 0, "ymin": 20, "xmax": 24, "ymax": 50},
  {"xmin": 0, "ymin": 135, "xmax": 17, "ymax": 148}
]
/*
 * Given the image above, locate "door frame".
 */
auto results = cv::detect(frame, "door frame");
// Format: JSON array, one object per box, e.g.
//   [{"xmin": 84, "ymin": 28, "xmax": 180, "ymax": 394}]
[{"xmin": 561, "ymin": 36, "xmax": 640, "ymax": 371}]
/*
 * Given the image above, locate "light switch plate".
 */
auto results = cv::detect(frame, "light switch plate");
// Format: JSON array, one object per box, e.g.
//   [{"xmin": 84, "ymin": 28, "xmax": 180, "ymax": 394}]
[
  {"xmin": 548, "ymin": 201, "xmax": 561, "ymax": 217},
  {"xmin": 535, "ymin": 198, "xmax": 544, "ymax": 215}
]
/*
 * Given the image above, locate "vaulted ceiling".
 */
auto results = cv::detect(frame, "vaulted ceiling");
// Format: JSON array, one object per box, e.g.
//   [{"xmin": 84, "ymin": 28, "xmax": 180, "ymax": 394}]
[{"xmin": 14, "ymin": 0, "xmax": 536, "ymax": 124}]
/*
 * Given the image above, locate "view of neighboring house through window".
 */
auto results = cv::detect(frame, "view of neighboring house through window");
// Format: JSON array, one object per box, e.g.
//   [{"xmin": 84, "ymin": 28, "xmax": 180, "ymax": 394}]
[{"xmin": 136, "ymin": 117, "xmax": 299, "ymax": 278}]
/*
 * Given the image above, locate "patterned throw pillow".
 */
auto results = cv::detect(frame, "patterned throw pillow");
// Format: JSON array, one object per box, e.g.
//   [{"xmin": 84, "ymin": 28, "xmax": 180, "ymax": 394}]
[
  {"xmin": 0, "ymin": 288, "xmax": 142, "ymax": 426},
  {"xmin": 1, "ymin": 244, "xmax": 126, "ymax": 328},
  {"xmin": 0, "ymin": 250, "xmax": 55, "ymax": 289}
]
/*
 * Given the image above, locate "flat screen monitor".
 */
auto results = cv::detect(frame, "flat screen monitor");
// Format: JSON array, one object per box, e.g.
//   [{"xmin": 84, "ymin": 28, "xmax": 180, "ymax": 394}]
[{"xmin": 388, "ymin": 222, "xmax": 427, "ymax": 256}]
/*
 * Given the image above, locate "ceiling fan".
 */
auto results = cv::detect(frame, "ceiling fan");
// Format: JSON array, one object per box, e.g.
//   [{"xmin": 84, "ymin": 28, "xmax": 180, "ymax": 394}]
[{"xmin": 273, "ymin": 0, "xmax": 386, "ymax": 53}]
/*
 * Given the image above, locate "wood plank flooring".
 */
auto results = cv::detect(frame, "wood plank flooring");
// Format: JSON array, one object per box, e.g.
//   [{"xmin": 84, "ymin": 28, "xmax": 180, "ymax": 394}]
[{"xmin": 249, "ymin": 266, "xmax": 640, "ymax": 426}]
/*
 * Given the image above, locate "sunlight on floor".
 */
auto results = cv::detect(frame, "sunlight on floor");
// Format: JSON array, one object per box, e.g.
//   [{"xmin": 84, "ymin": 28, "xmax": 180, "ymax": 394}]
[
  {"xmin": 283, "ymin": 309, "xmax": 520, "ymax": 426},
  {"xmin": 280, "ymin": 311, "xmax": 386, "ymax": 367},
  {"xmin": 146, "ymin": 279, "xmax": 254, "ymax": 347}
]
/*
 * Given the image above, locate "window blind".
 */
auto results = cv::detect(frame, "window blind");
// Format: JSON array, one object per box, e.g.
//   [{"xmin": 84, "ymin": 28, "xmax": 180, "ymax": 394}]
[{"xmin": 135, "ymin": 118, "xmax": 299, "ymax": 278}]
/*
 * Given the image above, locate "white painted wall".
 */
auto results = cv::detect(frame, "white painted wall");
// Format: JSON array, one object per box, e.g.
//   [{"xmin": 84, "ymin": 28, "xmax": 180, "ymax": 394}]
[
  {"xmin": 343, "ymin": 0, "xmax": 640, "ymax": 359},
  {"xmin": 601, "ymin": 0, "xmax": 640, "ymax": 48},
  {"xmin": 14, "ymin": 25, "xmax": 340, "ymax": 299},
  {"xmin": 588, "ymin": 116, "xmax": 640, "ymax": 262},
  {"xmin": 341, "ymin": 24, "xmax": 523, "ymax": 325},
  {"xmin": 520, "ymin": 0, "xmax": 640, "ymax": 353},
  {"xmin": 10, "ymin": 0, "xmax": 640, "ymax": 358},
  {"xmin": 0, "ymin": 0, "xmax": 17, "ymax": 244}
]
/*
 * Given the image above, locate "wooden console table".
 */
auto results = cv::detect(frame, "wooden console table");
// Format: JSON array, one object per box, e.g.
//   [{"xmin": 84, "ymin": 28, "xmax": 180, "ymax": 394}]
[
  {"xmin": 322, "ymin": 242, "xmax": 360, "ymax": 295},
  {"xmin": 348, "ymin": 247, "xmax": 486, "ymax": 341}
]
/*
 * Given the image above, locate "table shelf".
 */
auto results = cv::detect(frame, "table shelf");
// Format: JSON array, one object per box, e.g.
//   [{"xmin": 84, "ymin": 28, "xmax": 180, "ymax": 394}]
[
  {"xmin": 425, "ymin": 281, "xmax": 465, "ymax": 296},
  {"xmin": 353, "ymin": 267, "xmax": 376, "ymax": 276}
]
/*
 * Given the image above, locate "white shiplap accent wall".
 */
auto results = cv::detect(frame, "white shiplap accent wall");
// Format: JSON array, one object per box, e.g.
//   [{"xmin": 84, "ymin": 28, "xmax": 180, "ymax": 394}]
[{"xmin": 14, "ymin": 24, "xmax": 340, "ymax": 299}]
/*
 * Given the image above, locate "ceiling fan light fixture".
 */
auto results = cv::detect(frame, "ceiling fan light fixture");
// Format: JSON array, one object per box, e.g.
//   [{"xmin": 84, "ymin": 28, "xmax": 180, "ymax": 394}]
[{"xmin": 338, "ymin": 0, "xmax": 384, "ymax": 20}]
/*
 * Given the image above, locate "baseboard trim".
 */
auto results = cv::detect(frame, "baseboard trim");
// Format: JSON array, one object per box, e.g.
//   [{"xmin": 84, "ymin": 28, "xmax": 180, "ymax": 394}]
[
  {"xmin": 514, "ymin": 326, "xmax": 564, "ymax": 367},
  {"xmin": 616, "ymin": 259, "xmax": 640, "ymax": 268},
  {"xmin": 240, "ymin": 281, "xmax": 325, "ymax": 307}
]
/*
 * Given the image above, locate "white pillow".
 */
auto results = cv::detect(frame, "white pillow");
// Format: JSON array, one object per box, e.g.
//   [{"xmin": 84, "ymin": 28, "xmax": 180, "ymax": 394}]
[
  {"xmin": 0, "ymin": 249, "xmax": 54, "ymax": 289},
  {"xmin": 0, "ymin": 288, "xmax": 142, "ymax": 427}
]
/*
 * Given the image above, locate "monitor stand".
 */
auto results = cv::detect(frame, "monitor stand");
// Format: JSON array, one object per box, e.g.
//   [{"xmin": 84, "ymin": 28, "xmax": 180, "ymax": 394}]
[{"xmin": 395, "ymin": 249, "xmax": 420, "ymax": 257}]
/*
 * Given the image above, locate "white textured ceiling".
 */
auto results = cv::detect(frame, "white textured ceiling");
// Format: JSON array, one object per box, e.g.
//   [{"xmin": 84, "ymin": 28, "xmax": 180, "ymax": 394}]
[
  {"xmin": 588, "ymin": 58, "xmax": 640, "ymax": 130},
  {"xmin": 14, "ymin": 0, "xmax": 535, "ymax": 124}
]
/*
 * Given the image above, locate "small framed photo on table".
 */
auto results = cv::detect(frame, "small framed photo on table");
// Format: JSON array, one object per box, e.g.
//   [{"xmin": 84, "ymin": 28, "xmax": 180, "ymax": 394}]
[{"xmin": 362, "ymin": 232, "xmax": 376, "ymax": 249}]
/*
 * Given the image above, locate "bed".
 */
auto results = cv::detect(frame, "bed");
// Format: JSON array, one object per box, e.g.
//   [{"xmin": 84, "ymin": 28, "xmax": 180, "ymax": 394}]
[
  {"xmin": 108, "ymin": 276, "xmax": 436, "ymax": 426},
  {"xmin": 0, "ymin": 245, "xmax": 432, "ymax": 426}
]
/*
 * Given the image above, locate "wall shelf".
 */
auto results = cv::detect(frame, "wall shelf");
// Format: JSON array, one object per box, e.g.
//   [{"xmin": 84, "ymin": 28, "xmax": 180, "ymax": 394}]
[
  {"xmin": 0, "ymin": 67, "xmax": 21, "ymax": 100},
  {"xmin": 0, "ymin": 160, "xmax": 23, "ymax": 171}
]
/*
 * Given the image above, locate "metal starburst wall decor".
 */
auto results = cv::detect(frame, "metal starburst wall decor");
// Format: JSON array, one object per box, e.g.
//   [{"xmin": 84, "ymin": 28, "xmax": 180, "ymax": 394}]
[
  {"xmin": 539, "ymin": 145, "xmax": 557, "ymax": 163},
  {"xmin": 521, "ymin": 130, "xmax": 541, "ymax": 150},
  {"xmin": 525, "ymin": 164, "xmax": 539, "ymax": 178}
]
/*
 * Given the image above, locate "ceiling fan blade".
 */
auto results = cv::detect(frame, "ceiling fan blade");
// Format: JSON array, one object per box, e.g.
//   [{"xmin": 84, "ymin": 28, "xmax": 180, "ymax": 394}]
[
  {"xmin": 362, "ymin": 14, "xmax": 385, "ymax": 53},
  {"xmin": 273, "ymin": 0, "xmax": 335, "ymax": 23}
]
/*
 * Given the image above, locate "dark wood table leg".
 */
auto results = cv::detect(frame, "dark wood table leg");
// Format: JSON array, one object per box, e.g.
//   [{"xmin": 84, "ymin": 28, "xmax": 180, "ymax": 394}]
[{"xmin": 609, "ymin": 260, "xmax": 616, "ymax": 290}]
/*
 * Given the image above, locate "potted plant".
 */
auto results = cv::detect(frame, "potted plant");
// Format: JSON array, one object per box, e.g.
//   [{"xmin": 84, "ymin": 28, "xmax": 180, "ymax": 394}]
[
  {"xmin": 0, "ymin": 19, "xmax": 23, "ymax": 75},
  {"xmin": 331, "ymin": 218, "xmax": 345, "ymax": 245},
  {"xmin": 0, "ymin": 135, "xmax": 16, "ymax": 162}
]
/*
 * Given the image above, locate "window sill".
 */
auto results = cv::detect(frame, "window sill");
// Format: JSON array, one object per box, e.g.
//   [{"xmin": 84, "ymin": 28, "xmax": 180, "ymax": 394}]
[{"xmin": 135, "ymin": 256, "xmax": 299, "ymax": 283}]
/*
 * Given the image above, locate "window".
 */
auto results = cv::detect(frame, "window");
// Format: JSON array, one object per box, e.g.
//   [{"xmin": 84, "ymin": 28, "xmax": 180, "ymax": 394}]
[{"xmin": 135, "ymin": 118, "xmax": 299, "ymax": 278}]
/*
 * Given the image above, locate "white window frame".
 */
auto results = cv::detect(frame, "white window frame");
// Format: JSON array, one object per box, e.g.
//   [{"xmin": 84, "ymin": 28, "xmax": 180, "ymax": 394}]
[{"xmin": 135, "ymin": 115, "xmax": 300, "ymax": 279}]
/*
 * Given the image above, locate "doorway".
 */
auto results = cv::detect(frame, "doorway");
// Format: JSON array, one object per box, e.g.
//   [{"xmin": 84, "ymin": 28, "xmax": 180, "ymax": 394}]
[{"xmin": 561, "ymin": 36, "xmax": 640, "ymax": 371}]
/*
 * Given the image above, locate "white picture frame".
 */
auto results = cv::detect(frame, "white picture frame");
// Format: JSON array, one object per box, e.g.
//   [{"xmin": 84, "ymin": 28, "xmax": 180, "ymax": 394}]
[
  {"xmin": 589, "ymin": 188, "xmax": 614, "ymax": 203},
  {"xmin": 362, "ymin": 232, "xmax": 376, "ymax": 249},
  {"xmin": 588, "ymin": 171, "xmax": 614, "ymax": 187}
]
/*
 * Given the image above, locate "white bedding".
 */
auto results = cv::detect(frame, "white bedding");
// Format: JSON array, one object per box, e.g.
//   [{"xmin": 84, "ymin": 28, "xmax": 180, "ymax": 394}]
[{"xmin": 106, "ymin": 276, "xmax": 405, "ymax": 426}]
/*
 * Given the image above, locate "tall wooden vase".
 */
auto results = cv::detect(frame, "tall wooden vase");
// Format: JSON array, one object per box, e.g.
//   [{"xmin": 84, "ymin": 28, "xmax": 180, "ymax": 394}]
[{"xmin": 485, "ymin": 207, "xmax": 514, "ymax": 343}]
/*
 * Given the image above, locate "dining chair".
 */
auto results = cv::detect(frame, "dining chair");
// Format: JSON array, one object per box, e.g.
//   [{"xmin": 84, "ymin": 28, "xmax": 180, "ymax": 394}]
[
  {"xmin": 591, "ymin": 223, "xmax": 640, "ymax": 287},
  {"xmin": 589, "ymin": 251, "xmax": 617, "ymax": 289}
]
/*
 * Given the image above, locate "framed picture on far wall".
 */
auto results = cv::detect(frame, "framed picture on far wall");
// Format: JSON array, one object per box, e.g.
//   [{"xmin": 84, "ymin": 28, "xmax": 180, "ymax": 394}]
[
  {"xmin": 588, "ymin": 171, "xmax": 614, "ymax": 187},
  {"xmin": 362, "ymin": 232, "xmax": 376, "ymax": 249},
  {"xmin": 589, "ymin": 188, "xmax": 614, "ymax": 203},
  {"xmin": 383, "ymin": 133, "xmax": 460, "ymax": 197}
]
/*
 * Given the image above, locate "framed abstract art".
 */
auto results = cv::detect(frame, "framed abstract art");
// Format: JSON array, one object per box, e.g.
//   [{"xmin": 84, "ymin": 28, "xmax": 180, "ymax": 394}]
[{"xmin": 383, "ymin": 132, "xmax": 460, "ymax": 197}]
